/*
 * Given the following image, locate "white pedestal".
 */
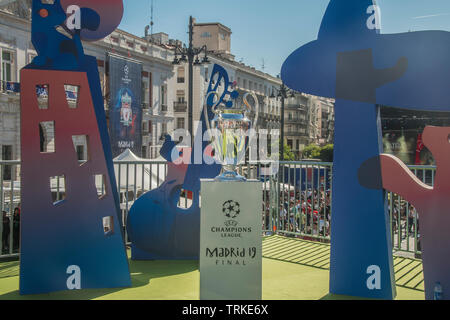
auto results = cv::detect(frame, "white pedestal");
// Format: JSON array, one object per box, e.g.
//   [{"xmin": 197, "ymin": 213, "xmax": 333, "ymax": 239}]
[{"xmin": 200, "ymin": 179, "xmax": 262, "ymax": 300}]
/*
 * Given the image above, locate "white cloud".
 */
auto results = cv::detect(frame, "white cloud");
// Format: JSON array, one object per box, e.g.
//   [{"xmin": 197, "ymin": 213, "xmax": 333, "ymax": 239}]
[{"xmin": 412, "ymin": 13, "xmax": 449, "ymax": 19}]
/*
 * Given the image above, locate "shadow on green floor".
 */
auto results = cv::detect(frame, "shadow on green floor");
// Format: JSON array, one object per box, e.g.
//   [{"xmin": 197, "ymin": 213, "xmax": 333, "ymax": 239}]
[
  {"xmin": 0, "ymin": 261, "xmax": 19, "ymax": 279},
  {"xmin": 0, "ymin": 258, "xmax": 198, "ymax": 300},
  {"xmin": 263, "ymin": 235, "xmax": 425, "ymax": 293},
  {"xmin": 263, "ymin": 236, "xmax": 331, "ymax": 270}
]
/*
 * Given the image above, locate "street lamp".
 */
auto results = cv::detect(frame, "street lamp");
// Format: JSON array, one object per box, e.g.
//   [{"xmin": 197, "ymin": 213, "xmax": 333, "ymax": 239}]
[
  {"xmin": 270, "ymin": 82, "xmax": 296, "ymax": 161},
  {"xmin": 172, "ymin": 16, "xmax": 209, "ymax": 146}
]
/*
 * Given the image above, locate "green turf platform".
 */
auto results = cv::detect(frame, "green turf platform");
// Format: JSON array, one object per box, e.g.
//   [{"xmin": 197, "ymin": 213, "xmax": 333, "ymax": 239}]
[{"xmin": 0, "ymin": 236, "xmax": 425, "ymax": 300}]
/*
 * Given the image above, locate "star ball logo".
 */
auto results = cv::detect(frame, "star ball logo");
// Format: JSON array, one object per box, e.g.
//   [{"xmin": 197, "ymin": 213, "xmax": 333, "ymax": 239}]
[
  {"xmin": 223, "ymin": 200, "xmax": 240, "ymax": 219},
  {"xmin": 210, "ymin": 200, "xmax": 251, "ymax": 237},
  {"xmin": 122, "ymin": 64, "xmax": 131, "ymax": 84}
]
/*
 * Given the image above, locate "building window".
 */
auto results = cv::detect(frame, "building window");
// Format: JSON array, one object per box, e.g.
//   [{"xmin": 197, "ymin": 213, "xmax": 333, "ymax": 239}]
[
  {"xmin": 1, "ymin": 50, "xmax": 15, "ymax": 89},
  {"xmin": 177, "ymin": 67, "xmax": 185, "ymax": 83},
  {"xmin": 2, "ymin": 145, "xmax": 12, "ymax": 181},
  {"xmin": 161, "ymin": 123, "xmax": 167, "ymax": 135},
  {"xmin": 220, "ymin": 33, "xmax": 225, "ymax": 40},
  {"xmin": 161, "ymin": 85, "xmax": 167, "ymax": 112},
  {"xmin": 141, "ymin": 79, "xmax": 149, "ymax": 107},
  {"xmin": 200, "ymin": 32, "xmax": 212, "ymax": 38},
  {"xmin": 287, "ymin": 140, "xmax": 293, "ymax": 149},
  {"xmin": 149, "ymin": 72, "xmax": 153, "ymax": 110},
  {"xmin": 176, "ymin": 118, "xmax": 185, "ymax": 129}
]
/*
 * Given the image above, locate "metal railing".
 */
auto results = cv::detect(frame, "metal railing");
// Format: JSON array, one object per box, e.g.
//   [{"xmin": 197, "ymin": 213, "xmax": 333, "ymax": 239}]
[
  {"xmin": 0, "ymin": 160, "xmax": 21, "ymax": 258},
  {"xmin": 173, "ymin": 101, "xmax": 187, "ymax": 113},
  {"xmin": 0, "ymin": 159, "xmax": 433, "ymax": 259},
  {"xmin": 0, "ymin": 80, "xmax": 20, "ymax": 95}
]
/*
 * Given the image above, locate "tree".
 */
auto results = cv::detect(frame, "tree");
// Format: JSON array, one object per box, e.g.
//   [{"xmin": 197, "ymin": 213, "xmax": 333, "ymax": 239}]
[
  {"xmin": 302, "ymin": 144, "xmax": 321, "ymax": 159},
  {"xmin": 320, "ymin": 144, "xmax": 334, "ymax": 162},
  {"xmin": 282, "ymin": 143, "xmax": 296, "ymax": 161}
]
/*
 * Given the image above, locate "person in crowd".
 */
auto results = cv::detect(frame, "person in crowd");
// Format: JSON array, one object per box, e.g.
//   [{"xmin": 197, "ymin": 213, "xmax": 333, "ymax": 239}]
[
  {"xmin": 13, "ymin": 207, "xmax": 20, "ymax": 252},
  {"xmin": 2, "ymin": 211, "xmax": 10, "ymax": 254},
  {"xmin": 319, "ymin": 205, "xmax": 325, "ymax": 236},
  {"xmin": 280, "ymin": 205, "xmax": 287, "ymax": 230},
  {"xmin": 408, "ymin": 204, "xmax": 416, "ymax": 236}
]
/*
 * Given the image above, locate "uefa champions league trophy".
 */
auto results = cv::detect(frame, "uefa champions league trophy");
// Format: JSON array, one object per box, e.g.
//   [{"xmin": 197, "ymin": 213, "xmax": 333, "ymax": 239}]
[{"xmin": 204, "ymin": 91, "xmax": 259, "ymax": 181}]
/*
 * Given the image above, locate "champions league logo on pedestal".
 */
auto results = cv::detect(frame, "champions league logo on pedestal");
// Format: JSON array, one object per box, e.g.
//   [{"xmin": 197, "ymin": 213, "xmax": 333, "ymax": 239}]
[{"xmin": 223, "ymin": 200, "xmax": 240, "ymax": 219}]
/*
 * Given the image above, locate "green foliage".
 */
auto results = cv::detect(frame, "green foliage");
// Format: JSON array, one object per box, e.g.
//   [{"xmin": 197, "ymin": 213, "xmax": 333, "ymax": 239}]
[
  {"xmin": 320, "ymin": 144, "xmax": 334, "ymax": 162},
  {"xmin": 302, "ymin": 144, "xmax": 321, "ymax": 159},
  {"xmin": 282, "ymin": 143, "xmax": 296, "ymax": 161},
  {"xmin": 302, "ymin": 144, "xmax": 334, "ymax": 162}
]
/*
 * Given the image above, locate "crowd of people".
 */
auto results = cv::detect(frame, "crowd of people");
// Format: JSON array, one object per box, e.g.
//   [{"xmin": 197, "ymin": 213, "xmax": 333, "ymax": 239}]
[
  {"xmin": 262, "ymin": 188, "xmax": 421, "ymax": 251},
  {"xmin": 389, "ymin": 199, "xmax": 421, "ymax": 251},
  {"xmin": 0, "ymin": 194, "xmax": 422, "ymax": 256},
  {"xmin": 1, "ymin": 207, "xmax": 20, "ymax": 254},
  {"xmin": 263, "ymin": 188, "xmax": 332, "ymax": 238}
]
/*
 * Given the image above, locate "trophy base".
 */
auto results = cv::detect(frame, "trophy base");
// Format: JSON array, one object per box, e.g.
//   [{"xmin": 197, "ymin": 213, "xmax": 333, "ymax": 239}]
[{"xmin": 215, "ymin": 170, "xmax": 247, "ymax": 182}]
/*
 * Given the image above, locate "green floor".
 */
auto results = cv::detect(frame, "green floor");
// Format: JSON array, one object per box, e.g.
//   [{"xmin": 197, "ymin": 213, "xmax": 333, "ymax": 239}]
[{"xmin": 0, "ymin": 236, "xmax": 425, "ymax": 300}]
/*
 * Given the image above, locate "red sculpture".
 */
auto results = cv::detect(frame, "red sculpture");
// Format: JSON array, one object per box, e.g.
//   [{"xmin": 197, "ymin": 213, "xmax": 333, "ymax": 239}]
[{"xmin": 361, "ymin": 126, "xmax": 450, "ymax": 300}]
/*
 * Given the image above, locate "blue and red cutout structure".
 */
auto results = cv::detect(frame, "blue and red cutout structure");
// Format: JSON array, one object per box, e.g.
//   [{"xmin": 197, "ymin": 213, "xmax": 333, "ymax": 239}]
[
  {"xmin": 19, "ymin": 0, "xmax": 130, "ymax": 294},
  {"xmin": 360, "ymin": 127, "xmax": 450, "ymax": 300},
  {"xmin": 282, "ymin": 0, "xmax": 450, "ymax": 299},
  {"xmin": 127, "ymin": 64, "xmax": 233, "ymax": 260}
]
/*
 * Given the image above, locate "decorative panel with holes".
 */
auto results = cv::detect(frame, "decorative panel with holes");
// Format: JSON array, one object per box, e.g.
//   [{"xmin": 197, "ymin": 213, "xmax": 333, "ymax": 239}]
[{"xmin": 20, "ymin": 67, "xmax": 131, "ymax": 295}]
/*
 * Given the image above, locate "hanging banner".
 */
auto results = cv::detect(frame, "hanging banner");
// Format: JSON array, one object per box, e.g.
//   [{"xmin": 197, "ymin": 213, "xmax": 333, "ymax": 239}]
[{"xmin": 108, "ymin": 54, "xmax": 143, "ymax": 157}]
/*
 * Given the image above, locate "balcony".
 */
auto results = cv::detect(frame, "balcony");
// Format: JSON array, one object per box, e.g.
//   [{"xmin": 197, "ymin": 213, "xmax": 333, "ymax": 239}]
[
  {"xmin": 285, "ymin": 117, "xmax": 307, "ymax": 125},
  {"xmin": 174, "ymin": 101, "xmax": 187, "ymax": 113},
  {"xmin": 0, "ymin": 80, "xmax": 20, "ymax": 96},
  {"xmin": 285, "ymin": 130, "xmax": 308, "ymax": 137},
  {"xmin": 285, "ymin": 103, "xmax": 307, "ymax": 111}
]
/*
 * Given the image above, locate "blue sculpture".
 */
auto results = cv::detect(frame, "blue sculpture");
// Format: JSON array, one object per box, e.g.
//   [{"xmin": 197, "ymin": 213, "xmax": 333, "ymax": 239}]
[
  {"xmin": 127, "ymin": 64, "xmax": 236, "ymax": 259},
  {"xmin": 20, "ymin": 0, "xmax": 130, "ymax": 294},
  {"xmin": 282, "ymin": 0, "xmax": 450, "ymax": 299},
  {"xmin": 30, "ymin": 0, "xmax": 99, "ymax": 70}
]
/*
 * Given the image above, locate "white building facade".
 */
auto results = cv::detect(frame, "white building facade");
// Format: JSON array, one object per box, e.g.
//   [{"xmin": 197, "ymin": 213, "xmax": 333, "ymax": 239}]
[{"xmin": 0, "ymin": 4, "xmax": 177, "ymax": 164}]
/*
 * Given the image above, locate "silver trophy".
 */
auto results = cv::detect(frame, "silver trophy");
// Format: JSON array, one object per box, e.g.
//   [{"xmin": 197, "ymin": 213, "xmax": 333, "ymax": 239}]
[{"xmin": 204, "ymin": 91, "xmax": 259, "ymax": 181}]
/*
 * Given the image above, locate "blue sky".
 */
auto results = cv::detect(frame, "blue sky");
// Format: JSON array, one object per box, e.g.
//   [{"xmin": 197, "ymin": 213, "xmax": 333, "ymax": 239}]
[{"xmin": 119, "ymin": 0, "xmax": 450, "ymax": 77}]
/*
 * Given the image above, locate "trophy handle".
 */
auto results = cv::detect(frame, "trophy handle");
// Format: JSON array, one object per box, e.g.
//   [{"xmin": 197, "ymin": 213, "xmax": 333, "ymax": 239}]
[
  {"xmin": 203, "ymin": 91, "xmax": 221, "ymax": 133},
  {"xmin": 242, "ymin": 92, "xmax": 259, "ymax": 163},
  {"xmin": 203, "ymin": 91, "xmax": 222, "ymax": 160},
  {"xmin": 243, "ymin": 92, "xmax": 259, "ymax": 130}
]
